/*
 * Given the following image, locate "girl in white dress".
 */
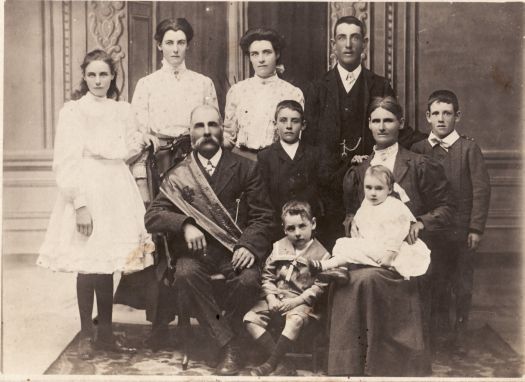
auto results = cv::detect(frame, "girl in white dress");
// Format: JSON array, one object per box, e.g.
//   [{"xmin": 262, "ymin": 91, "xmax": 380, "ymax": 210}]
[
  {"xmin": 309, "ymin": 165, "xmax": 430, "ymax": 279},
  {"xmin": 37, "ymin": 49, "xmax": 155, "ymax": 359}
]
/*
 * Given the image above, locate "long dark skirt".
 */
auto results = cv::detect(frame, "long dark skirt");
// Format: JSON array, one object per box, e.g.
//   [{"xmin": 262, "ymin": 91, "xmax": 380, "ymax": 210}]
[{"xmin": 328, "ymin": 266, "xmax": 430, "ymax": 376}]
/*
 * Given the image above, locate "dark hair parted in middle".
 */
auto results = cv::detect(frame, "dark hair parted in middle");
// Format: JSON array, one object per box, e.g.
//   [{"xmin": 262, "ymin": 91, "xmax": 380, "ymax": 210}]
[
  {"xmin": 240, "ymin": 27, "xmax": 285, "ymax": 56},
  {"xmin": 72, "ymin": 49, "xmax": 119, "ymax": 101},
  {"xmin": 154, "ymin": 18, "xmax": 194, "ymax": 44},
  {"xmin": 274, "ymin": 100, "xmax": 304, "ymax": 121},
  {"xmin": 368, "ymin": 96, "xmax": 404, "ymax": 121}
]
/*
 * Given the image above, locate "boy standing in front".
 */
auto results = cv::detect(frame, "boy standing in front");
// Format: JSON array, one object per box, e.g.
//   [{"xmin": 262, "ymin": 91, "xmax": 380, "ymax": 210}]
[{"xmin": 411, "ymin": 90, "xmax": 491, "ymax": 353}]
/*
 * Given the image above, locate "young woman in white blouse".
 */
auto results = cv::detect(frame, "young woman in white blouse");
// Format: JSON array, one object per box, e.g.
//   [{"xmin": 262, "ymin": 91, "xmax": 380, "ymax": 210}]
[
  {"xmin": 130, "ymin": 18, "xmax": 219, "ymax": 200},
  {"xmin": 223, "ymin": 28, "xmax": 304, "ymax": 160},
  {"xmin": 38, "ymin": 49, "xmax": 155, "ymax": 360}
]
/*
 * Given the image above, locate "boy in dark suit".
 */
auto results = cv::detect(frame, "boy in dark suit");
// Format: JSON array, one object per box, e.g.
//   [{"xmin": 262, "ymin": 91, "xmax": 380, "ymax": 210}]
[
  {"xmin": 411, "ymin": 90, "xmax": 491, "ymax": 352},
  {"xmin": 257, "ymin": 100, "xmax": 324, "ymax": 241}
]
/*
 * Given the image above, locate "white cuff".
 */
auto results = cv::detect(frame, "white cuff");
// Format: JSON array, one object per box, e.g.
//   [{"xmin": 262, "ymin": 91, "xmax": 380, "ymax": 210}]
[{"xmin": 73, "ymin": 195, "xmax": 87, "ymax": 210}]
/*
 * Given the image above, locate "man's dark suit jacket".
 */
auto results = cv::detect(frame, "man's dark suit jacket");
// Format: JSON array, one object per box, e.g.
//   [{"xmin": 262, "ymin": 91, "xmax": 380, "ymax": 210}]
[
  {"xmin": 411, "ymin": 136, "xmax": 490, "ymax": 236},
  {"xmin": 114, "ymin": 150, "xmax": 275, "ymax": 322},
  {"xmin": 257, "ymin": 141, "xmax": 323, "ymax": 225},
  {"xmin": 145, "ymin": 150, "xmax": 276, "ymax": 268},
  {"xmin": 303, "ymin": 66, "xmax": 394, "ymax": 155},
  {"xmin": 303, "ymin": 66, "xmax": 395, "ymax": 218},
  {"xmin": 343, "ymin": 146, "xmax": 455, "ymax": 232}
]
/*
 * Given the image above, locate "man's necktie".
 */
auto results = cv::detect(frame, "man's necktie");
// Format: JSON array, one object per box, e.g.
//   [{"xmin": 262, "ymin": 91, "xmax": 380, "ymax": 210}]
[{"xmin": 205, "ymin": 160, "xmax": 215, "ymax": 176}]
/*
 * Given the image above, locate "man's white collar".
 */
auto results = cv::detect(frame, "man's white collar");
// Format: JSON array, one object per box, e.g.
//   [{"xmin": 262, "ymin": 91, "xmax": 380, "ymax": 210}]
[
  {"xmin": 197, "ymin": 147, "xmax": 222, "ymax": 168},
  {"xmin": 337, "ymin": 64, "xmax": 362, "ymax": 82}
]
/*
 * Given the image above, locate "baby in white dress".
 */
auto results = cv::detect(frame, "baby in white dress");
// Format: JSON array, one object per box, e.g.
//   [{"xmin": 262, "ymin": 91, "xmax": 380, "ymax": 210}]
[{"xmin": 310, "ymin": 165, "xmax": 430, "ymax": 279}]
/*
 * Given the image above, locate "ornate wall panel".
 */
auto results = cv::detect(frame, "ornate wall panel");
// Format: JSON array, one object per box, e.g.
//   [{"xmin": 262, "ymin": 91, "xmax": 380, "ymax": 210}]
[
  {"xmin": 87, "ymin": 1, "xmax": 129, "ymax": 100},
  {"xmin": 328, "ymin": 2, "xmax": 370, "ymax": 69}
]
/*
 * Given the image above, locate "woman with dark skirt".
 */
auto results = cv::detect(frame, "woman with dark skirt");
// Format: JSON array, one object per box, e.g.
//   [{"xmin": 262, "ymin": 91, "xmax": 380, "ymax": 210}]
[{"xmin": 328, "ymin": 96, "xmax": 454, "ymax": 376}]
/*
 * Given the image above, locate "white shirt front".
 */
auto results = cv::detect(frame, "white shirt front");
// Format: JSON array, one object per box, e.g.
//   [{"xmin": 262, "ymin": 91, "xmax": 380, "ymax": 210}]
[
  {"xmin": 370, "ymin": 142, "xmax": 399, "ymax": 172},
  {"xmin": 131, "ymin": 59, "xmax": 218, "ymax": 138},
  {"xmin": 337, "ymin": 64, "xmax": 362, "ymax": 93},
  {"xmin": 279, "ymin": 140, "xmax": 300, "ymax": 160},
  {"xmin": 197, "ymin": 148, "xmax": 222, "ymax": 176}
]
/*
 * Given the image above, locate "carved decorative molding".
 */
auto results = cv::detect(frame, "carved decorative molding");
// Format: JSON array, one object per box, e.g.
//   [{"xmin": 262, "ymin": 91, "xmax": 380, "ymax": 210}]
[
  {"xmin": 328, "ymin": 2, "xmax": 369, "ymax": 69},
  {"xmin": 87, "ymin": 1, "xmax": 127, "ymax": 94},
  {"xmin": 63, "ymin": 1, "xmax": 72, "ymax": 101}
]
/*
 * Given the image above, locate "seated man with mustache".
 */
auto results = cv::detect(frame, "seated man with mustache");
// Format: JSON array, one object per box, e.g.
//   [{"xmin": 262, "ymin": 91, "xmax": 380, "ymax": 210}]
[{"xmin": 144, "ymin": 105, "xmax": 276, "ymax": 375}]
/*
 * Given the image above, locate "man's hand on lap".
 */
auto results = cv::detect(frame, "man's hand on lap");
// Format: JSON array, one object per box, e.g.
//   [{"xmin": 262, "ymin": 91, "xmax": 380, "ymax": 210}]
[{"xmin": 232, "ymin": 247, "xmax": 255, "ymax": 270}]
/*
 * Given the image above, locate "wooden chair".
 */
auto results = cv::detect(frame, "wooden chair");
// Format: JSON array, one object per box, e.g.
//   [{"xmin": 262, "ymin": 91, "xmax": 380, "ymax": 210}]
[{"xmin": 264, "ymin": 282, "xmax": 336, "ymax": 373}]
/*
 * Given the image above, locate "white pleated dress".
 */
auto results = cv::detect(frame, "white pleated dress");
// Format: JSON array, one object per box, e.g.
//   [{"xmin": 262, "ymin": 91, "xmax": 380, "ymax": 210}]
[
  {"xmin": 333, "ymin": 196, "xmax": 430, "ymax": 279},
  {"xmin": 37, "ymin": 92, "xmax": 154, "ymax": 274}
]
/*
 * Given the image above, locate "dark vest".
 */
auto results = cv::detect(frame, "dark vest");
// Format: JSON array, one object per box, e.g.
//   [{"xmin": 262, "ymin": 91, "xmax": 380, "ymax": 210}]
[{"xmin": 337, "ymin": 71, "xmax": 366, "ymax": 152}]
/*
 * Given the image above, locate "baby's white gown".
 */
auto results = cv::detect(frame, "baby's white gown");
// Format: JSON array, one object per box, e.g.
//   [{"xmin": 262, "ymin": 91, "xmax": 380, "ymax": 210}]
[
  {"xmin": 37, "ymin": 92, "xmax": 154, "ymax": 274},
  {"xmin": 334, "ymin": 196, "xmax": 430, "ymax": 278}
]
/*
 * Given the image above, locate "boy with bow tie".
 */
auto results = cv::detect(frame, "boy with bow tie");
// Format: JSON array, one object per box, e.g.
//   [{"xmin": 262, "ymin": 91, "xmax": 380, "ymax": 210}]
[
  {"xmin": 243, "ymin": 200, "xmax": 331, "ymax": 376},
  {"xmin": 411, "ymin": 90, "xmax": 491, "ymax": 353}
]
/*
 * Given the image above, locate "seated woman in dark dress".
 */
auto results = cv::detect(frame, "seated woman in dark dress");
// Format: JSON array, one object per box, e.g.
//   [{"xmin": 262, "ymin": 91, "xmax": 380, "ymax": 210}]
[{"xmin": 328, "ymin": 96, "xmax": 454, "ymax": 376}]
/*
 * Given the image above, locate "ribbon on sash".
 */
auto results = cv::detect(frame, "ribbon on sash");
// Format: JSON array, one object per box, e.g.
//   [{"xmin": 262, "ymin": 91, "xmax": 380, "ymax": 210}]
[{"xmin": 159, "ymin": 154, "xmax": 242, "ymax": 253}]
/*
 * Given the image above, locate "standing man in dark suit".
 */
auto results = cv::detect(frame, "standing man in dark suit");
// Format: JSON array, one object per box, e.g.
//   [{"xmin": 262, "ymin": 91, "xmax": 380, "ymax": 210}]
[
  {"xmin": 144, "ymin": 105, "xmax": 275, "ymax": 375},
  {"xmin": 304, "ymin": 16, "xmax": 395, "ymax": 249}
]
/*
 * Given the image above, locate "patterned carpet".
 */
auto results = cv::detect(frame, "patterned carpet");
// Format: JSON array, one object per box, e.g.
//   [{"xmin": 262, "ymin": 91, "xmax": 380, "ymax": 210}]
[{"xmin": 46, "ymin": 323, "xmax": 523, "ymax": 377}]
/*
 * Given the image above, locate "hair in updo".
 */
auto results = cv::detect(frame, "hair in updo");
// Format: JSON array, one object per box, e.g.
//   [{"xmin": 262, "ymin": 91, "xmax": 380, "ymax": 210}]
[
  {"xmin": 154, "ymin": 18, "xmax": 194, "ymax": 44},
  {"xmin": 239, "ymin": 27, "xmax": 285, "ymax": 57}
]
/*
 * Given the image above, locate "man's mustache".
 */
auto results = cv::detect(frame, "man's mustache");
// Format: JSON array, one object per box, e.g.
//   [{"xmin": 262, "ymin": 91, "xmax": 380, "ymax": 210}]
[{"xmin": 193, "ymin": 135, "xmax": 222, "ymax": 148}]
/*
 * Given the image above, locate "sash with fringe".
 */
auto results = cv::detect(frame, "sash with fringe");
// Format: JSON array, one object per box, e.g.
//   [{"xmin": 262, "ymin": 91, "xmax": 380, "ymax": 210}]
[{"xmin": 159, "ymin": 154, "xmax": 242, "ymax": 253}]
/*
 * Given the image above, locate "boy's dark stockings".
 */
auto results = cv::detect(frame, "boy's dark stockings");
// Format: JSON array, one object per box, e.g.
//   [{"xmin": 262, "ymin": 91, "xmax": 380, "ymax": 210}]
[
  {"xmin": 267, "ymin": 335, "xmax": 292, "ymax": 368},
  {"xmin": 255, "ymin": 331, "xmax": 276, "ymax": 355},
  {"xmin": 251, "ymin": 334, "xmax": 293, "ymax": 376}
]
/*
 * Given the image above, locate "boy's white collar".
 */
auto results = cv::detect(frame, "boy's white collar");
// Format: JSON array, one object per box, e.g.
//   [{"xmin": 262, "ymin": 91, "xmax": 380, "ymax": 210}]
[
  {"xmin": 428, "ymin": 130, "xmax": 460, "ymax": 147},
  {"xmin": 279, "ymin": 139, "xmax": 300, "ymax": 159}
]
